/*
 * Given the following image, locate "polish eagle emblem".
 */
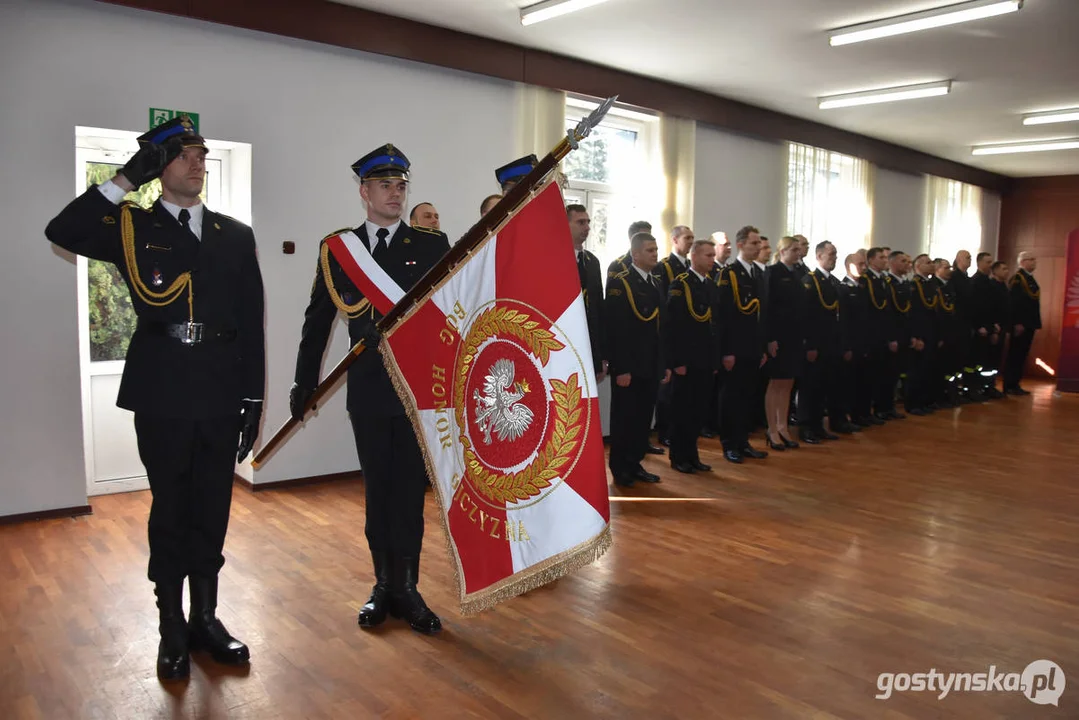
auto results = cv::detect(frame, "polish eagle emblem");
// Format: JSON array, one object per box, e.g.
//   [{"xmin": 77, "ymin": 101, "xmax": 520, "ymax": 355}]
[{"xmin": 472, "ymin": 358, "xmax": 534, "ymax": 445}]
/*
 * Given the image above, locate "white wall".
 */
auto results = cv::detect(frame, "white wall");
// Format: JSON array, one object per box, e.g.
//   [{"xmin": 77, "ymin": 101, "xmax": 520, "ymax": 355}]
[
  {"xmin": 982, "ymin": 192, "xmax": 1002, "ymax": 256},
  {"xmin": 0, "ymin": 0, "xmax": 517, "ymax": 513},
  {"xmin": 693, "ymin": 124, "xmax": 787, "ymax": 243},
  {"xmin": 873, "ymin": 168, "xmax": 929, "ymax": 257}
]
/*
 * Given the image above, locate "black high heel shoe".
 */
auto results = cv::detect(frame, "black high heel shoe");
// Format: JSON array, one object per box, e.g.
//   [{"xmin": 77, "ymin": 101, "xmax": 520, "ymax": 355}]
[
  {"xmin": 778, "ymin": 432, "xmax": 799, "ymax": 449},
  {"xmin": 766, "ymin": 433, "xmax": 786, "ymax": 451}
]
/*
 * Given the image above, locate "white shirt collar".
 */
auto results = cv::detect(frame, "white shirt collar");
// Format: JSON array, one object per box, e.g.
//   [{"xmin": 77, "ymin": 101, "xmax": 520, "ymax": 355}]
[
  {"xmin": 690, "ymin": 267, "xmax": 708, "ymax": 282},
  {"xmin": 632, "ymin": 264, "xmax": 653, "ymax": 283},
  {"xmin": 159, "ymin": 198, "xmax": 203, "ymax": 241},
  {"xmin": 737, "ymin": 256, "xmax": 755, "ymax": 275},
  {"xmin": 869, "ymin": 267, "xmax": 883, "ymax": 278},
  {"xmin": 673, "ymin": 252, "xmax": 688, "ymax": 266},
  {"xmin": 818, "ymin": 267, "xmax": 832, "ymax": 278},
  {"xmin": 754, "ymin": 260, "xmax": 766, "ymax": 271},
  {"xmin": 365, "ymin": 219, "xmax": 402, "ymax": 248}
]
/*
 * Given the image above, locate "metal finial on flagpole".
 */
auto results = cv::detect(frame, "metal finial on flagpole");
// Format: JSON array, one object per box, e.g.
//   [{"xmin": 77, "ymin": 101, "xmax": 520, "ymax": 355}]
[{"xmin": 566, "ymin": 95, "xmax": 618, "ymax": 151}]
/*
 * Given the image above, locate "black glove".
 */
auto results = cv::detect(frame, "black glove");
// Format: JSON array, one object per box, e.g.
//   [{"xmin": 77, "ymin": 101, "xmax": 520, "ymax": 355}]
[
  {"xmin": 119, "ymin": 138, "xmax": 183, "ymax": 189},
  {"xmin": 289, "ymin": 383, "xmax": 315, "ymax": 422},
  {"xmin": 237, "ymin": 399, "xmax": 263, "ymax": 463}
]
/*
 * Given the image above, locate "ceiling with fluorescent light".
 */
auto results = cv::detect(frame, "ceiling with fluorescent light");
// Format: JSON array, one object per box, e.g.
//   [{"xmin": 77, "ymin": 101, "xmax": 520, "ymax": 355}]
[{"xmin": 329, "ymin": 0, "xmax": 1079, "ymax": 178}]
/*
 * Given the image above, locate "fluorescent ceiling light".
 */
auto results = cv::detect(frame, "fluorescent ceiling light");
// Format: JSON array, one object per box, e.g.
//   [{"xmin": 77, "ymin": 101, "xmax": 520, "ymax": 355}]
[
  {"xmin": 972, "ymin": 138, "xmax": 1079, "ymax": 155},
  {"xmin": 520, "ymin": 0, "xmax": 611, "ymax": 26},
  {"xmin": 829, "ymin": 0, "xmax": 1023, "ymax": 46},
  {"xmin": 1023, "ymin": 109, "xmax": 1079, "ymax": 126},
  {"xmin": 819, "ymin": 81, "xmax": 951, "ymax": 109}
]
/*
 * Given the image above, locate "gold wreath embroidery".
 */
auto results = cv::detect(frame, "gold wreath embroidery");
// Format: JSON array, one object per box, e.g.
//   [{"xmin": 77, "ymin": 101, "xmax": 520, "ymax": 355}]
[{"xmin": 454, "ymin": 306, "xmax": 583, "ymax": 504}]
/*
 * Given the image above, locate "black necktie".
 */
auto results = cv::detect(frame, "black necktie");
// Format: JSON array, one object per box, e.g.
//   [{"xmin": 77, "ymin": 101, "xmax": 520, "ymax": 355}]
[
  {"xmin": 178, "ymin": 208, "xmax": 197, "ymax": 241},
  {"xmin": 373, "ymin": 227, "xmax": 389, "ymax": 258},
  {"xmin": 576, "ymin": 251, "xmax": 587, "ymax": 289}
]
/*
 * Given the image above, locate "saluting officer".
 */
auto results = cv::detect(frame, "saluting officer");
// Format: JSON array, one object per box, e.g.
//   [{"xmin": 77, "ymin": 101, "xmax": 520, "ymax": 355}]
[
  {"xmin": 716, "ymin": 226, "xmax": 769, "ymax": 464},
  {"xmin": 291, "ymin": 144, "xmax": 449, "ymax": 635},
  {"xmin": 604, "ymin": 232, "xmax": 670, "ymax": 486},
  {"xmin": 663, "ymin": 238, "xmax": 720, "ymax": 474},
  {"xmin": 1004, "ymin": 252, "xmax": 1042, "ymax": 395},
  {"xmin": 45, "ymin": 116, "xmax": 265, "ymax": 680},
  {"xmin": 566, "ymin": 204, "xmax": 607, "ymax": 381}
]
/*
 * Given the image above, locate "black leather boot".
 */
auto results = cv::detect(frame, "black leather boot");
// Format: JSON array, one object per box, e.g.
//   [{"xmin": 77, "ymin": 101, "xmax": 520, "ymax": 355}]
[
  {"xmin": 389, "ymin": 555, "xmax": 442, "ymax": 635},
  {"xmin": 358, "ymin": 550, "xmax": 392, "ymax": 628},
  {"xmin": 155, "ymin": 582, "xmax": 189, "ymax": 681},
  {"xmin": 188, "ymin": 575, "xmax": 250, "ymax": 665}
]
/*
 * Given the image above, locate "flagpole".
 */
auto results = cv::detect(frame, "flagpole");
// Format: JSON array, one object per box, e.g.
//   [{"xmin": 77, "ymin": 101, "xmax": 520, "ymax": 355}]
[{"xmin": 252, "ymin": 96, "xmax": 618, "ymax": 468}]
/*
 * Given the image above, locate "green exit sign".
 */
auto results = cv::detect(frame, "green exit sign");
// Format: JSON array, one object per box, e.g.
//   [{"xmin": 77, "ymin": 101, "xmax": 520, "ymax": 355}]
[{"xmin": 149, "ymin": 108, "xmax": 199, "ymax": 134}]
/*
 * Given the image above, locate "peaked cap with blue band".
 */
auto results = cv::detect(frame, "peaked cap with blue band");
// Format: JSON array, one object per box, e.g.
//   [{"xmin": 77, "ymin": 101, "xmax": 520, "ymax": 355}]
[
  {"xmin": 352, "ymin": 143, "xmax": 410, "ymax": 181},
  {"xmin": 137, "ymin": 114, "xmax": 206, "ymax": 151},
  {"xmin": 495, "ymin": 154, "xmax": 538, "ymax": 190}
]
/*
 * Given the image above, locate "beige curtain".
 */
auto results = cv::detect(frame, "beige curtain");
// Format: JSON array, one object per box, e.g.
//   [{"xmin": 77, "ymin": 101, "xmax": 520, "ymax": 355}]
[
  {"xmin": 925, "ymin": 175, "xmax": 983, "ymax": 262},
  {"xmin": 515, "ymin": 84, "xmax": 566, "ymax": 161},
  {"xmin": 654, "ymin": 114, "xmax": 696, "ymax": 254},
  {"xmin": 785, "ymin": 142, "xmax": 874, "ymax": 268}
]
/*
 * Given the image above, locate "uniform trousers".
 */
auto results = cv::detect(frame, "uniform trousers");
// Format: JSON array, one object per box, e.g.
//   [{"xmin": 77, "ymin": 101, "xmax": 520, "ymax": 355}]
[
  {"xmin": 1004, "ymin": 330, "xmax": 1036, "ymax": 390},
  {"xmin": 609, "ymin": 375, "xmax": 660, "ymax": 477},
  {"xmin": 720, "ymin": 357, "xmax": 757, "ymax": 451},
  {"xmin": 349, "ymin": 412, "xmax": 427, "ymax": 555},
  {"xmin": 850, "ymin": 352, "xmax": 874, "ymax": 420},
  {"xmin": 135, "ymin": 413, "xmax": 239, "ymax": 583},
  {"xmin": 670, "ymin": 368, "xmax": 712, "ymax": 466},
  {"xmin": 654, "ymin": 381, "xmax": 673, "ymax": 442},
  {"xmin": 797, "ymin": 351, "xmax": 844, "ymax": 431},
  {"xmin": 905, "ymin": 344, "xmax": 937, "ymax": 411},
  {"xmin": 880, "ymin": 346, "xmax": 906, "ymax": 413}
]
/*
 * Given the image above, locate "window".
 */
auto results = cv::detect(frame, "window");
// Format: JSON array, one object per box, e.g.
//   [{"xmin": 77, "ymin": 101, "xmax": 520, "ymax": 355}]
[
  {"xmin": 564, "ymin": 99, "xmax": 656, "ymax": 271},
  {"xmin": 925, "ymin": 176, "xmax": 982, "ymax": 265},
  {"xmin": 785, "ymin": 142, "xmax": 873, "ymax": 268}
]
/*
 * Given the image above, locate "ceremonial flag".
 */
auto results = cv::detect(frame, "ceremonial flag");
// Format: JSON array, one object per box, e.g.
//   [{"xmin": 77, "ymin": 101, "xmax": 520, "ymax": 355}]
[{"xmin": 379, "ymin": 181, "xmax": 611, "ymax": 614}]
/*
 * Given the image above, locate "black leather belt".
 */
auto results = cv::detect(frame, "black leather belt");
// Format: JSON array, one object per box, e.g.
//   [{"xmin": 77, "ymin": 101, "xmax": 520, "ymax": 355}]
[{"xmin": 137, "ymin": 320, "xmax": 237, "ymax": 345}]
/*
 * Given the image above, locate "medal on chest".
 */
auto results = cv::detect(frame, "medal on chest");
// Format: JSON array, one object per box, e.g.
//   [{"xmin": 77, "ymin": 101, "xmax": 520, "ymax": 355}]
[{"xmin": 151, "ymin": 266, "xmax": 164, "ymax": 287}]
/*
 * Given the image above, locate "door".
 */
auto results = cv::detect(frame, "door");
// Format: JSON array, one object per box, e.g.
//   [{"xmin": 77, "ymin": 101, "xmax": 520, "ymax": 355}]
[{"xmin": 74, "ymin": 134, "xmax": 227, "ymax": 495}]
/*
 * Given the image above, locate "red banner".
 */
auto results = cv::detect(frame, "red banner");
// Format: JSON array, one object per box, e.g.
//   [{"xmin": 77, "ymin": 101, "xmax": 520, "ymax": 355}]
[
  {"xmin": 379, "ymin": 182, "xmax": 611, "ymax": 614},
  {"xmin": 1059, "ymin": 229, "xmax": 1079, "ymax": 393}
]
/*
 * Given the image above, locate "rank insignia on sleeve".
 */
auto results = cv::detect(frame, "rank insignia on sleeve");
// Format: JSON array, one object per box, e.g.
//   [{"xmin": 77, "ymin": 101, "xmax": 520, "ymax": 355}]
[
  {"xmin": 102, "ymin": 216, "xmax": 116, "ymax": 225},
  {"xmin": 608, "ymin": 288, "xmax": 622, "ymax": 296},
  {"xmin": 670, "ymin": 288, "xmax": 683, "ymax": 296}
]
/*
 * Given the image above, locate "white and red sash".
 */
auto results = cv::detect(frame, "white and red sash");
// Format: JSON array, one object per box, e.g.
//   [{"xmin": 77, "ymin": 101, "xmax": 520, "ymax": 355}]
[{"xmin": 324, "ymin": 230, "xmax": 405, "ymax": 315}]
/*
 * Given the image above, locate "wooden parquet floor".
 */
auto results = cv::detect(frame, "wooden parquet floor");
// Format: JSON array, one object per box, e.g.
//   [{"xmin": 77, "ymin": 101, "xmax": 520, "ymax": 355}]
[{"xmin": 2, "ymin": 382, "xmax": 1078, "ymax": 719}]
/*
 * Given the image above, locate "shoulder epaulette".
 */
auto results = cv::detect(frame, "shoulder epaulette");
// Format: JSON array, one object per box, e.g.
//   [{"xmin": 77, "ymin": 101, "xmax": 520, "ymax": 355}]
[
  {"xmin": 322, "ymin": 227, "xmax": 353, "ymax": 241},
  {"xmin": 614, "ymin": 270, "xmax": 629, "ymax": 279},
  {"xmin": 675, "ymin": 272, "xmax": 689, "ymax": 282},
  {"xmin": 411, "ymin": 224, "xmax": 444, "ymax": 236}
]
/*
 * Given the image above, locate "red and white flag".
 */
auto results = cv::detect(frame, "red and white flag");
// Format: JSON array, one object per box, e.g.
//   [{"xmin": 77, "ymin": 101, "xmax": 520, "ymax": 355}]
[{"xmin": 379, "ymin": 181, "xmax": 611, "ymax": 614}]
